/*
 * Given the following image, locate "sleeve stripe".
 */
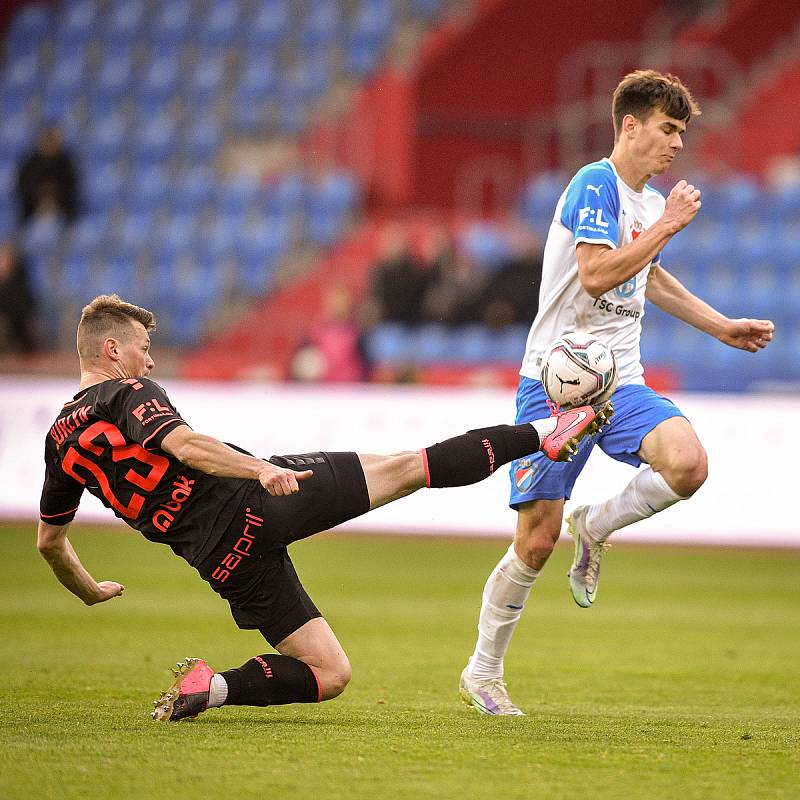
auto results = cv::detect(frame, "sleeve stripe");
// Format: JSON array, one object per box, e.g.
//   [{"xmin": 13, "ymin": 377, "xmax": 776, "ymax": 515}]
[
  {"xmin": 142, "ymin": 418, "xmax": 185, "ymax": 448},
  {"xmin": 40, "ymin": 506, "xmax": 80, "ymax": 519}
]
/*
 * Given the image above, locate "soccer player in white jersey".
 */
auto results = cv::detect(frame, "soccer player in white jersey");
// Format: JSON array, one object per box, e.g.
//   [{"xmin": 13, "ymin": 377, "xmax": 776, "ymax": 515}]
[{"xmin": 459, "ymin": 70, "xmax": 775, "ymax": 716}]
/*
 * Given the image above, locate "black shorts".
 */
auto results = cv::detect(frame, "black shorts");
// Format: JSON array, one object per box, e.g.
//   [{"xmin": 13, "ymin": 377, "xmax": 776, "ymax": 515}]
[{"xmin": 196, "ymin": 451, "xmax": 369, "ymax": 645}]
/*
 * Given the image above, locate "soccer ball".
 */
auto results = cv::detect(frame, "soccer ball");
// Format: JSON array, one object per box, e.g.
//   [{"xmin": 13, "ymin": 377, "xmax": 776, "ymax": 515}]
[{"xmin": 540, "ymin": 332, "xmax": 617, "ymax": 408}]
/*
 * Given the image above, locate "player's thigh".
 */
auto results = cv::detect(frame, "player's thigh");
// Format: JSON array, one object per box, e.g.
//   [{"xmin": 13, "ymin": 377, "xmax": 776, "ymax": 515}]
[
  {"xmin": 275, "ymin": 617, "xmax": 352, "ymax": 699},
  {"xmin": 358, "ymin": 451, "xmax": 425, "ymax": 510},
  {"xmin": 638, "ymin": 415, "xmax": 708, "ymax": 496},
  {"xmin": 514, "ymin": 498, "xmax": 565, "ymax": 569}
]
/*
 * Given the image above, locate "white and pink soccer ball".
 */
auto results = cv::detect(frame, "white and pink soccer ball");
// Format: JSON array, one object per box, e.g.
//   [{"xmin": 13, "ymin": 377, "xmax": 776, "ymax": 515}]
[{"xmin": 540, "ymin": 331, "xmax": 618, "ymax": 408}]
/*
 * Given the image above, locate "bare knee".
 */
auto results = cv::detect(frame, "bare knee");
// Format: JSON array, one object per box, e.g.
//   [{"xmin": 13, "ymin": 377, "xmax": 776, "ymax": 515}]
[
  {"xmin": 514, "ymin": 501, "xmax": 564, "ymax": 569},
  {"xmin": 316, "ymin": 654, "xmax": 352, "ymax": 701},
  {"xmin": 659, "ymin": 443, "xmax": 708, "ymax": 497}
]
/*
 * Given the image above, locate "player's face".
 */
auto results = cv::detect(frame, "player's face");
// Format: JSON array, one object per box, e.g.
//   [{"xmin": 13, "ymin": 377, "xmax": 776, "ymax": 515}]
[
  {"xmin": 118, "ymin": 321, "xmax": 155, "ymax": 378},
  {"xmin": 630, "ymin": 109, "xmax": 686, "ymax": 176}
]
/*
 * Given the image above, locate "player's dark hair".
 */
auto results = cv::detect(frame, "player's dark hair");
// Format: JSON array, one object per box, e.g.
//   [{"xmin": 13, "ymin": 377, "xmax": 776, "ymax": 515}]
[
  {"xmin": 77, "ymin": 294, "xmax": 156, "ymax": 360},
  {"xmin": 612, "ymin": 69, "xmax": 701, "ymax": 138}
]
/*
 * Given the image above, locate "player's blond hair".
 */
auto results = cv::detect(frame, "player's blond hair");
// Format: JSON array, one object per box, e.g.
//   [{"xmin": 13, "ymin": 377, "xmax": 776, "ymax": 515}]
[
  {"xmin": 612, "ymin": 70, "xmax": 701, "ymax": 139},
  {"xmin": 77, "ymin": 294, "xmax": 156, "ymax": 361}
]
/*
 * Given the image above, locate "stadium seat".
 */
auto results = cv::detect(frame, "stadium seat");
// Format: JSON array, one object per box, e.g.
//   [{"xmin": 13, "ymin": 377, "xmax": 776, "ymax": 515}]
[
  {"xmin": 300, "ymin": 1, "xmax": 342, "ymax": 47},
  {"xmin": 84, "ymin": 161, "xmax": 127, "ymax": 211},
  {"xmin": 187, "ymin": 54, "xmax": 226, "ymax": 104},
  {"xmin": 150, "ymin": 0, "xmax": 193, "ymax": 47},
  {"xmin": 0, "ymin": 111, "xmax": 33, "ymax": 159},
  {"xmin": 364, "ymin": 323, "xmax": 415, "ymax": 363},
  {"xmin": 5, "ymin": 4, "xmax": 52, "ymax": 56},
  {"xmin": 198, "ymin": 0, "xmax": 241, "ymax": 46},
  {"xmin": 20, "ymin": 214, "xmax": 64, "ymax": 260},
  {"xmin": 246, "ymin": 0, "xmax": 290, "ymax": 48},
  {"xmin": 138, "ymin": 53, "xmax": 182, "ymax": 106},
  {"xmin": 104, "ymin": 0, "xmax": 146, "ymax": 43}
]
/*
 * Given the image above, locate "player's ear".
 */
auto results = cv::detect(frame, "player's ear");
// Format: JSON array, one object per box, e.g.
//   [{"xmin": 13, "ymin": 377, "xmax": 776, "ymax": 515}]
[
  {"xmin": 103, "ymin": 336, "xmax": 121, "ymax": 361},
  {"xmin": 622, "ymin": 114, "xmax": 638, "ymax": 137}
]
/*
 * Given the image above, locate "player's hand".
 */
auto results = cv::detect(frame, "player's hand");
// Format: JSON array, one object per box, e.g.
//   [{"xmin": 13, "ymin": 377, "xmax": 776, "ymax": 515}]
[
  {"xmin": 90, "ymin": 581, "xmax": 125, "ymax": 605},
  {"xmin": 661, "ymin": 179, "xmax": 702, "ymax": 234},
  {"xmin": 718, "ymin": 318, "xmax": 774, "ymax": 352},
  {"xmin": 258, "ymin": 464, "xmax": 313, "ymax": 496}
]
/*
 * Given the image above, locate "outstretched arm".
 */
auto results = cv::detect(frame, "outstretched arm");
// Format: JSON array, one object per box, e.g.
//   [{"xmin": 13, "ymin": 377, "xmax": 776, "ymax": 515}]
[
  {"xmin": 646, "ymin": 265, "xmax": 774, "ymax": 351},
  {"xmin": 160, "ymin": 425, "xmax": 312, "ymax": 496},
  {"xmin": 37, "ymin": 520, "xmax": 125, "ymax": 605}
]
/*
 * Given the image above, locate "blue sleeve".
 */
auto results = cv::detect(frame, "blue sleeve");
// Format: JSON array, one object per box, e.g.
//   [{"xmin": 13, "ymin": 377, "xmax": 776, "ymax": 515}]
[{"xmin": 559, "ymin": 166, "xmax": 620, "ymax": 248}]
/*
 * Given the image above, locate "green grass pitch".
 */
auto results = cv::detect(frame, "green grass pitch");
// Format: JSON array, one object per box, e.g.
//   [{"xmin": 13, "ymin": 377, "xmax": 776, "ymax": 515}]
[{"xmin": 0, "ymin": 522, "xmax": 797, "ymax": 799}]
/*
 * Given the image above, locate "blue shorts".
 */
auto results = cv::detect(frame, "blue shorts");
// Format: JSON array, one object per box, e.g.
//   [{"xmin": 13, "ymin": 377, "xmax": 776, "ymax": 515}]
[{"xmin": 509, "ymin": 378, "xmax": 685, "ymax": 508}]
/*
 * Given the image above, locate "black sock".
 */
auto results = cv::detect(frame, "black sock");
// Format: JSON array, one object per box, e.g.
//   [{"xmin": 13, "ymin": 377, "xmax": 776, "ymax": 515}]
[
  {"xmin": 221, "ymin": 654, "xmax": 320, "ymax": 706},
  {"xmin": 423, "ymin": 423, "xmax": 540, "ymax": 488}
]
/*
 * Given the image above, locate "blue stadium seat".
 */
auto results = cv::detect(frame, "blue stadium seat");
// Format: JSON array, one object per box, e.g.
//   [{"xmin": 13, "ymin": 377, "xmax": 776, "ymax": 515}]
[
  {"xmin": 411, "ymin": 0, "xmax": 443, "ymax": 18},
  {"xmin": 496, "ymin": 324, "xmax": 528, "ymax": 362},
  {"xmin": 92, "ymin": 46, "xmax": 135, "ymax": 106},
  {"xmin": 452, "ymin": 324, "xmax": 495, "ymax": 363},
  {"xmin": 414, "ymin": 324, "xmax": 453, "ymax": 363},
  {"xmin": 117, "ymin": 210, "xmax": 157, "ymax": 251},
  {"xmin": 188, "ymin": 55, "xmax": 225, "ymax": 104},
  {"xmin": 459, "ymin": 222, "xmax": 512, "ymax": 271},
  {"xmin": 220, "ymin": 174, "xmax": 264, "ymax": 217},
  {"xmin": 266, "ymin": 173, "xmax": 306, "ymax": 217},
  {"xmin": 88, "ymin": 111, "xmax": 129, "ymax": 161},
  {"xmin": 246, "ymin": 0, "xmax": 290, "ymax": 48},
  {"xmin": 132, "ymin": 111, "xmax": 178, "ymax": 163},
  {"xmin": 0, "ymin": 111, "xmax": 33, "ymax": 159},
  {"xmin": 69, "ymin": 214, "xmax": 108, "ymax": 255},
  {"xmin": 183, "ymin": 115, "xmax": 222, "ymax": 162},
  {"xmin": 173, "ymin": 166, "xmax": 216, "ymax": 212},
  {"xmin": 128, "ymin": 163, "xmax": 170, "ymax": 209},
  {"xmin": 364, "ymin": 323, "xmax": 414, "ymax": 363},
  {"xmin": 104, "ymin": 0, "xmax": 146, "ymax": 43},
  {"xmin": 198, "ymin": 0, "xmax": 241, "ymax": 46},
  {"xmin": 300, "ymin": 1, "xmax": 342, "ymax": 46},
  {"xmin": 85, "ymin": 161, "xmax": 126, "ymax": 211},
  {"xmin": 4, "ymin": 52, "xmax": 42, "ymax": 96},
  {"xmin": 236, "ymin": 56, "xmax": 280, "ymax": 103},
  {"xmin": 6, "ymin": 4, "xmax": 52, "ymax": 56},
  {"xmin": 20, "ymin": 214, "xmax": 64, "ymax": 259},
  {"xmin": 150, "ymin": 0, "xmax": 193, "ymax": 47},
  {"xmin": 58, "ymin": 0, "xmax": 100, "ymax": 43},
  {"xmin": 717, "ymin": 177, "xmax": 762, "ymax": 219},
  {"xmin": 138, "ymin": 53, "xmax": 181, "ymax": 106},
  {"xmin": 160, "ymin": 213, "xmax": 197, "ymax": 251},
  {"xmin": 771, "ymin": 183, "xmax": 800, "ymax": 224},
  {"xmin": 44, "ymin": 47, "xmax": 88, "ymax": 105}
]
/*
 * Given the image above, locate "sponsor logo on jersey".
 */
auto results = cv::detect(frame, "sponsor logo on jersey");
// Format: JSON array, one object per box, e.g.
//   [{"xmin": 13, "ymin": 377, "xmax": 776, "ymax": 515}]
[
  {"xmin": 132, "ymin": 398, "xmax": 173, "ymax": 425},
  {"xmin": 578, "ymin": 206, "xmax": 610, "ymax": 229},
  {"xmin": 210, "ymin": 507, "xmax": 264, "ymax": 583},
  {"xmin": 587, "ymin": 184, "xmax": 603, "ymax": 196},
  {"xmin": 592, "ymin": 296, "xmax": 641, "ymax": 320},
  {"xmin": 152, "ymin": 475, "xmax": 195, "ymax": 532}
]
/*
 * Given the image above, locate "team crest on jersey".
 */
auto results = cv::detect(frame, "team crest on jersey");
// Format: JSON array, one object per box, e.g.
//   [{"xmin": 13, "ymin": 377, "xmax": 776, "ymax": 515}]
[
  {"xmin": 514, "ymin": 458, "xmax": 536, "ymax": 493},
  {"xmin": 615, "ymin": 277, "xmax": 637, "ymax": 299}
]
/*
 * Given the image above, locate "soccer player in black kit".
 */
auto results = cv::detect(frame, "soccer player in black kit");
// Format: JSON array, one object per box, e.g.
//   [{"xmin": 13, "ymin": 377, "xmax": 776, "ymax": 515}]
[{"xmin": 38, "ymin": 295, "xmax": 612, "ymax": 721}]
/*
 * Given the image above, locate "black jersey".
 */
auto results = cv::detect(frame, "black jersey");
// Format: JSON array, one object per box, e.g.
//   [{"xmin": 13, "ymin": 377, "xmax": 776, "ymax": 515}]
[{"xmin": 39, "ymin": 377, "xmax": 248, "ymax": 565}]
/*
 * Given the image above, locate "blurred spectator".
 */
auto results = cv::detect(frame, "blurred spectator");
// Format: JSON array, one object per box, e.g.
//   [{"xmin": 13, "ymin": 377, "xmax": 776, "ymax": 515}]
[
  {"xmin": 480, "ymin": 225, "xmax": 542, "ymax": 329},
  {"xmin": 365, "ymin": 224, "xmax": 435, "ymax": 325},
  {"xmin": 16, "ymin": 124, "xmax": 80, "ymax": 225},
  {"xmin": 421, "ymin": 245, "xmax": 487, "ymax": 326},
  {"xmin": 0, "ymin": 241, "xmax": 38, "ymax": 353},
  {"xmin": 291, "ymin": 284, "xmax": 368, "ymax": 382}
]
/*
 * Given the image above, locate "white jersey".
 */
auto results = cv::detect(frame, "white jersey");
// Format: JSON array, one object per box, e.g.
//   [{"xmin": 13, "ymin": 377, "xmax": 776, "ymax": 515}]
[{"xmin": 521, "ymin": 158, "xmax": 666, "ymax": 386}]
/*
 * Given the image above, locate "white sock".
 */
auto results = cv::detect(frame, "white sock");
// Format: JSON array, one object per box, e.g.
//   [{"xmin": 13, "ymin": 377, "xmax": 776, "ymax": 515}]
[
  {"xmin": 467, "ymin": 543, "xmax": 539, "ymax": 681},
  {"xmin": 584, "ymin": 466, "xmax": 685, "ymax": 543},
  {"xmin": 531, "ymin": 418, "xmax": 557, "ymax": 441},
  {"xmin": 208, "ymin": 673, "xmax": 228, "ymax": 707}
]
